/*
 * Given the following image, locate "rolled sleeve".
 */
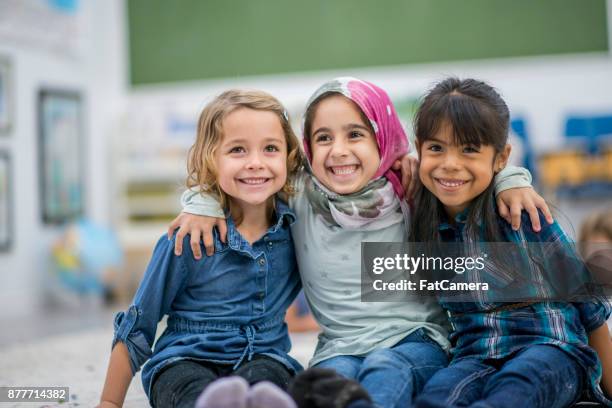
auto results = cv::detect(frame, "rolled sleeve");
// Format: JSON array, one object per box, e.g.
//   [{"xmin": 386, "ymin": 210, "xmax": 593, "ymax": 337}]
[
  {"xmin": 576, "ymin": 298, "xmax": 612, "ymax": 333},
  {"xmin": 112, "ymin": 306, "xmax": 152, "ymax": 374},
  {"xmin": 110, "ymin": 235, "xmax": 191, "ymax": 374},
  {"xmin": 181, "ymin": 189, "xmax": 225, "ymax": 218},
  {"xmin": 493, "ymin": 165, "xmax": 532, "ymax": 195}
]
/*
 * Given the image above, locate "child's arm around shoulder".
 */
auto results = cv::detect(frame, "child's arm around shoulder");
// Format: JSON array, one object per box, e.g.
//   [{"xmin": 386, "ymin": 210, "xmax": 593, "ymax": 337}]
[
  {"xmin": 167, "ymin": 189, "xmax": 228, "ymax": 259},
  {"xmin": 98, "ymin": 234, "xmax": 194, "ymax": 407},
  {"xmin": 494, "ymin": 165, "xmax": 553, "ymax": 232},
  {"xmin": 169, "ymin": 175, "xmax": 305, "ymax": 258}
]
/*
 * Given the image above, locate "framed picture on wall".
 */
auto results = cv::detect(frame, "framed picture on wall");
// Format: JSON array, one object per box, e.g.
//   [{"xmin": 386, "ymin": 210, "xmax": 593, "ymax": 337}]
[
  {"xmin": 38, "ymin": 89, "xmax": 85, "ymax": 224},
  {"xmin": 0, "ymin": 151, "xmax": 11, "ymax": 250},
  {"xmin": 0, "ymin": 56, "xmax": 12, "ymax": 133}
]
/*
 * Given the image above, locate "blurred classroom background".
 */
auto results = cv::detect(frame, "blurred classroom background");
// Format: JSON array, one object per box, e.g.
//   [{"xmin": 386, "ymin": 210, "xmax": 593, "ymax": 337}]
[{"xmin": 0, "ymin": 1, "xmax": 612, "ymax": 398}]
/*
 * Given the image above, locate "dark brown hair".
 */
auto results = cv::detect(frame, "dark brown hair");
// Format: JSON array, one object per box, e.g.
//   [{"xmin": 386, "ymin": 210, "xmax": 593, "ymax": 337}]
[{"xmin": 409, "ymin": 77, "xmax": 510, "ymax": 243}]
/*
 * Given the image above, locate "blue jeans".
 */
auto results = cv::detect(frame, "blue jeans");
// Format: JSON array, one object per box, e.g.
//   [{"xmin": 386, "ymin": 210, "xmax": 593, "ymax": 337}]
[
  {"xmin": 315, "ymin": 329, "xmax": 448, "ymax": 408},
  {"xmin": 415, "ymin": 345, "xmax": 584, "ymax": 408}
]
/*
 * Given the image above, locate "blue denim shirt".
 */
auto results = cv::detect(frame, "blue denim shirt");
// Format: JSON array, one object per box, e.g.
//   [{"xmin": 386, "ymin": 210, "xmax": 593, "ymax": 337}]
[{"xmin": 112, "ymin": 200, "xmax": 302, "ymax": 402}]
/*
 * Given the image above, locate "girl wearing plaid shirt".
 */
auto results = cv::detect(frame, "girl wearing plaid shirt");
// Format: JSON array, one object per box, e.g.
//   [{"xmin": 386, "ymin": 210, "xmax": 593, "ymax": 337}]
[{"xmin": 410, "ymin": 77, "xmax": 612, "ymax": 408}]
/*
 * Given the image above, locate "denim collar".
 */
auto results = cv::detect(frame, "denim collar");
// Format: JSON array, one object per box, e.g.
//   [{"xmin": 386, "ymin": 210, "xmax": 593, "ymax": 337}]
[{"xmin": 214, "ymin": 199, "xmax": 295, "ymax": 253}]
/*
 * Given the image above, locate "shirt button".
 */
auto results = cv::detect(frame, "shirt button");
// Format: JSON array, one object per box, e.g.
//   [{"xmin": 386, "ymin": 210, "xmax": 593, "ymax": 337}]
[
  {"xmin": 258, "ymin": 292, "xmax": 265, "ymax": 299},
  {"xmin": 259, "ymin": 258, "xmax": 266, "ymax": 266}
]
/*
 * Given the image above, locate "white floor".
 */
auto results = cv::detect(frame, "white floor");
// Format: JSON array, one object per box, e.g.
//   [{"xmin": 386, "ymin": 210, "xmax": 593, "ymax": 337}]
[{"xmin": 0, "ymin": 327, "xmax": 318, "ymax": 408}]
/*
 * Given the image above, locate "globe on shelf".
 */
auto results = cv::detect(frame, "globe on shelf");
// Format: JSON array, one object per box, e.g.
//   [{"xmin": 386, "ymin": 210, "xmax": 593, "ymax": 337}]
[{"xmin": 51, "ymin": 219, "xmax": 123, "ymax": 301}]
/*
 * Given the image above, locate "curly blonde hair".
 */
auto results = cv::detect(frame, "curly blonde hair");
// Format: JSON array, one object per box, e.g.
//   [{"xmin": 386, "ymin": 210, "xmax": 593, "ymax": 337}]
[{"xmin": 186, "ymin": 89, "xmax": 302, "ymax": 224}]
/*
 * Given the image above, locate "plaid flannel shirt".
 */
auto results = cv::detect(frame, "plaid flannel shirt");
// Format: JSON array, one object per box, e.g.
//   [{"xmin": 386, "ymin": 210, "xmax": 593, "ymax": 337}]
[{"xmin": 438, "ymin": 208, "xmax": 611, "ymax": 404}]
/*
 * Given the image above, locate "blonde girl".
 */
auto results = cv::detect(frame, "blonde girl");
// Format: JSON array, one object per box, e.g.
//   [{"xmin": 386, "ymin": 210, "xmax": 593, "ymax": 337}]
[{"xmin": 99, "ymin": 90, "xmax": 303, "ymax": 408}]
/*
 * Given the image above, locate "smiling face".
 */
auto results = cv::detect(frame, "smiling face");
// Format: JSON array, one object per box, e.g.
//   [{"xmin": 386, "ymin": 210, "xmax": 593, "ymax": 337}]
[
  {"xmin": 418, "ymin": 122, "xmax": 510, "ymax": 219},
  {"xmin": 309, "ymin": 95, "xmax": 380, "ymax": 195},
  {"xmin": 215, "ymin": 108, "xmax": 287, "ymax": 212}
]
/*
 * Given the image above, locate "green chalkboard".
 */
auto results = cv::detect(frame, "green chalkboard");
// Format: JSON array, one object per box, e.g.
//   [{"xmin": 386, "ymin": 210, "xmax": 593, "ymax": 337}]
[{"xmin": 127, "ymin": 0, "xmax": 608, "ymax": 85}]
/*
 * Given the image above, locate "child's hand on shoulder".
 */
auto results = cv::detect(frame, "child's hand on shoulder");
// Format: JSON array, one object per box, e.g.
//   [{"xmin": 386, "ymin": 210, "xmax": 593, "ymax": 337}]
[
  {"xmin": 496, "ymin": 187, "xmax": 553, "ymax": 232},
  {"xmin": 392, "ymin": 154, "xmax": 419, "ymax": 199},
  {"xmin": 167, "ymin": 212, "xmax": 227, "ymax": 258}
]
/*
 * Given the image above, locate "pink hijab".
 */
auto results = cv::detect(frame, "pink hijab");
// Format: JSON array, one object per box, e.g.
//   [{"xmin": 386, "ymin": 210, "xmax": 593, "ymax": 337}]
[{"xmin": 302, "ymin": 77, "xmax": 410, "ymax": 198}]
